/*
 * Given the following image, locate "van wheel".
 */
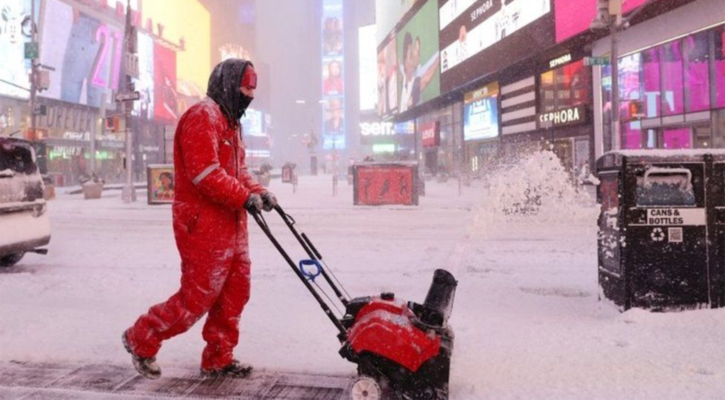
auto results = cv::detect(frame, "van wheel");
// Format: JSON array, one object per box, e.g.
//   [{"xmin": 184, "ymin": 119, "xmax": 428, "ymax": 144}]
[{"xmin": 0, "ymin": 253, "xmax": 24, "ymax": 268}]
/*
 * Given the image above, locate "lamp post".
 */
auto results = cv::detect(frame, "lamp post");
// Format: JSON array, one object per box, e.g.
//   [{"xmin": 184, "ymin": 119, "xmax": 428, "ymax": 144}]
[
  {"xmin": 120, "ymin": 0, "xmax": 139, "ymax": 203},
  {"xmin": 29, "ymin": 0, "xmax": 42, "ymax": 173}
]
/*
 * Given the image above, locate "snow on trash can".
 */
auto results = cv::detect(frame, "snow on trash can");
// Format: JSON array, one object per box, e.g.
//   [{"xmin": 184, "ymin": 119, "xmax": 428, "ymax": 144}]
[{"xmin": 596, "ymin": 150, "xmax": 725, "ymax": 311}]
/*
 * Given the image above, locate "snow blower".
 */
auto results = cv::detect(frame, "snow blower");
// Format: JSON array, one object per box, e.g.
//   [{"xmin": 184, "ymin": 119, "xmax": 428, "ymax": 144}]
[{"xmin": 252, "ymin": 206, "xmax": 457, "ymax": 400}]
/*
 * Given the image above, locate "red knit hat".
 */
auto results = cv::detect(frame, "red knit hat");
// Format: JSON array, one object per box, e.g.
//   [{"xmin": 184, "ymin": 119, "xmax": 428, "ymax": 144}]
[{"xmin": 241, "ymin": 65, "xmax": 257, "ymax": 89}]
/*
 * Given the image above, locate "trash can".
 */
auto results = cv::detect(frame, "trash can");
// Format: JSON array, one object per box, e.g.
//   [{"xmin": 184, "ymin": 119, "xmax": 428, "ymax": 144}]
[
  {"xmin": 596, "ymin": 150, "xmax": 725, "ymax": 311},
  {"xmin": 281, "ymin": 163, "xmax": 296, "ymax": 183},
  {"xmin": 713, "ymin": 159, "xmax": 725, "ymax": 307}
]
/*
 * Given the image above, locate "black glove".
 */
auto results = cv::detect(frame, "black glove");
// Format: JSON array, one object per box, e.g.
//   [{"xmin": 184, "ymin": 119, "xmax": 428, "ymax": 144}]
[
  {"xmin": 245, "ymin": 193, "xmax": 263, "ymax": 213},
  {"xmin": 261, "ymin": 192, "xmax": 278, "ymax": 212}
]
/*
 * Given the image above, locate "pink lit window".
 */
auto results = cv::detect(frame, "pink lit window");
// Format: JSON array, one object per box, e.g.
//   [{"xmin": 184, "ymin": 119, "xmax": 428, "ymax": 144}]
[
  {"xmin": 661, "ymin": 41, "xmax": 684, "ymax": 115},
  {"xmin": 714, "ymin": 27, "xmax": 725, "ymax": 108},
  {"xmin": 684, "ymin": 32, "xmax": 711, "ymax": 112}
]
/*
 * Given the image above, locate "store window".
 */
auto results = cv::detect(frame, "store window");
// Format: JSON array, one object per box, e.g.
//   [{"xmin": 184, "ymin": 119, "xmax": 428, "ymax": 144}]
[
  {"xmin": 715, "ymin": 26, "xmax": 725, "ymax": 109},
  {"xmin": 539, "ymin": 60, "xmax": 591, "ymax": 113},
  {"xmin": 684, "ymin": 31, "xmax": 711, "ymax": 112},
  {"xmin": 619, "ymin": 53, "xmax": 642, "ymax": 121},
  {"xmin": 642, "ymin": 46, "xmax": 661, "ymax": 117},
  {"xmin": 662, "ymin": 40, "xmax": 685, "ymax": 116},
  {"xmin": 713, "ymin": 109, "xmax": 725, "ymax": 148},
  {"xmin": 623, "ymin": 121, "xmax": 642, "ymax": 149},
  {"xmin": 601, "ymin": 24, "xmax": 725, "ymax": 150},
  {"xmin": 662, "ymin": 127, "xmax": 692, "ymax": 149}
]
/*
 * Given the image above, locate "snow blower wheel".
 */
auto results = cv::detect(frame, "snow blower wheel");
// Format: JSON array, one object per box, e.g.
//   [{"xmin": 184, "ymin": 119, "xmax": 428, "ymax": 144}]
[{"xmin": 351, "ymin": 376, "xmax": 381, "ymax": 400}]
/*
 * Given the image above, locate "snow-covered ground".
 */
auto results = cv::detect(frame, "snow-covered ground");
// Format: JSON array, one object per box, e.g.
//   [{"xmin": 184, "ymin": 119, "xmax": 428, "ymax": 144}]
[{"xmin": 1, "ymin": 173, "xmax": 724, "ymax": 399}]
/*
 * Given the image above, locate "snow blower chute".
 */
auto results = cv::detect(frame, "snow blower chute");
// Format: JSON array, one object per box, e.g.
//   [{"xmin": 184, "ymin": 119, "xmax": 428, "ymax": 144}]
[{"xmin": 252, "ymin": 206, "xmax": 457, "ymax": 400}]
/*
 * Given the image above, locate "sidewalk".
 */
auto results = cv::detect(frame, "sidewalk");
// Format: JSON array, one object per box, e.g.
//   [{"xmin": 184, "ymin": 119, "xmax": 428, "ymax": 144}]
[{"xmin": 0, "ymin": 361, "xmax": 351, "ymax": 399}]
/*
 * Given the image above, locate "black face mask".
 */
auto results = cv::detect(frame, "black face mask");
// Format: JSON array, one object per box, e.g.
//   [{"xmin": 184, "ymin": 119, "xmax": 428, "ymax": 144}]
[
  {"xmin": 206, "ymin": 59, "xmax": 255, "ymax": 129},
  {"xmin": 239, "ymin": 93, "xmax": 254, "ymax": 117}
]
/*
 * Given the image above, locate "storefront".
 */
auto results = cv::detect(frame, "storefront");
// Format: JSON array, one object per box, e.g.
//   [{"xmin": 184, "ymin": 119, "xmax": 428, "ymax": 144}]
[
  {"xmin": 536, "ymin": 54, "xmax": 593, "ymax": 174},
  {"xmin": 358, "ymin": 114, "xmax": 415, "ymax": 161},
  {"xmin": 593, "ymin": 0, "xmax": 725, "ymax": 157},
  {"xmin": 37, "ymin": 98, "xmax": 127, "ymax": 186},
  {"xmin": 494, "ymin": 50, "xmax": 594, "ymax": 175},
  {"xmin": 463, "ymin": 82, "xmax": 501, "ymax": 175},
  {"xmin": 416, "ymin": 102, "xmax": 462, "ymax": 177},
  {"xmin": 133, "ymin": 119, "xmax": 166, "ymax": 181},
  {"xmin": 0, "ymin": 97, "xmax": 27, "ymax": 138}
]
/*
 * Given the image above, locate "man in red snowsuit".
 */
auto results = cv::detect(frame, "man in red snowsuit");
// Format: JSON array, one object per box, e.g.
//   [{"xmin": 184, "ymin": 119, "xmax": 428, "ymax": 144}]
[{"xmin": 123, "ymin": 59, "xmax": 276, "ymax": 379}]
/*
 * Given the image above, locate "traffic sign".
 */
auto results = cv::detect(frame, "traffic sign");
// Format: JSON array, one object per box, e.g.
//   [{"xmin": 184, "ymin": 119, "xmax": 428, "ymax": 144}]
[
  {"xmin": 584, "ymin": 56, "xmax": 611, "ymax": 66},
  {"xmin": 115, "ymin": 91, "xmax": 140, "ymax": 102},
  {"xmin": 24, "ymin": 42, "xmax": 39, "ymax": 60}
]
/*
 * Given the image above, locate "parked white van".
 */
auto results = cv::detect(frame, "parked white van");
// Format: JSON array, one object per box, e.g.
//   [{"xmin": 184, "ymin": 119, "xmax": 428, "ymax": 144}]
[{"xmin": 0, "ymin": 138, "xmax": 50, "ymax": 267}]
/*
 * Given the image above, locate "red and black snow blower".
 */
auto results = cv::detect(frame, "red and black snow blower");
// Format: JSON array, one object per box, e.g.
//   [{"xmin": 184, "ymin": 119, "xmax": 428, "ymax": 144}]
[{"xmin": 252, "ymin": 206, "xmax": 457, "ymax": 400}]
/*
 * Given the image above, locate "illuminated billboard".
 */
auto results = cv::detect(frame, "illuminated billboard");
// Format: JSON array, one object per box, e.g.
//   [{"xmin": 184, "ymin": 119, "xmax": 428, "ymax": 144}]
[
  {"xmin": 438, "ymin": 0, "xmax": 554, "ymax": 91},
  {"xmin": 40, "ymin": 0, "xmax": 123, "ymax": 108},
  {"xmin": 377, "ymin": 36, "xmax": 398, "ymax": 118},
  {"xmin": 0, "ymin": 0, "xmax": 33, "ymax": 99},
  {"xmin": 375, "ymin": 0, "xmax": 421, "ymax": 44},
  {"xmin": 133, "ymin": 33, "xmax": 154, "ymax": 120},
  {"xmin": 153, "ymin": 43, "xmax": 178, "ymax": 122},
  {"xmin": 396, "ymin": 0, "xmax": 440, "ymax": 114},
  {"xmin": 464, "ymin": 82, "xmax": 499, "ymax": 141},
  {"xmin": 555, "ymin": 0, "xmax": 662, "ymax": 43},
  {"xmin": 321, "ymin": 0, "xmax": 345, "ymax": 151},
  {"xmin": 241, "ymin": 108, "xmax": 264, "ymax": 136},
  {"xmin": 359, "ymin": 24, "xmax": 377, "ymax": 111}
]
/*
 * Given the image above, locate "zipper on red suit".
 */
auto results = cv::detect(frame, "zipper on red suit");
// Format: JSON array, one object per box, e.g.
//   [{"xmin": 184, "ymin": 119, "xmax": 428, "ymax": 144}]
[{"xmin": 234, "ymin": 125, "xmax": 240, "ymax": 241}]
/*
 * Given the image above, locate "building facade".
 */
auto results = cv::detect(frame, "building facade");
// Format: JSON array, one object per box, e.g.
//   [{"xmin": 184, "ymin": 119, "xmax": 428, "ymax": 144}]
[
  {"xmin": 373, "ymin": 0, "xmax": 715, "ymax": 180},
  {"xmin": 0, "ymin": 0, "xmax": 210, "ymax": 187}
]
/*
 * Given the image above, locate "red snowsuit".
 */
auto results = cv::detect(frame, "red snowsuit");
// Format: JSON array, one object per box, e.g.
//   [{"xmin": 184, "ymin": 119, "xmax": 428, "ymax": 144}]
[{"xmin": 125, "ymin": 98, "xmax": 266, "ymax": 371}]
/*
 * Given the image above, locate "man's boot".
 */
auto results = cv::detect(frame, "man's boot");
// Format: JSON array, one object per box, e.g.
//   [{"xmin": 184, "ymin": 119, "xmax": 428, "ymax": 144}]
[
  {"xmin": 201, "ymin": 359, "xmax": 253, "ymax": 379},
  {"xmin": 122, "ymin": 330, "xmax": 161, "ymax": 379}
]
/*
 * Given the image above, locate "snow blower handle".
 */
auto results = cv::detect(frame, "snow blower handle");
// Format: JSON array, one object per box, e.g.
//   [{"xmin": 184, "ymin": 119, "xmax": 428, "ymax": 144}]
[
  {"xmin": 272, "ymin": 205, "xmax": 349, "ymax": 306},
  {"xmin": 250, "ymin": 209, "xmax": 348, "ymax": 340}
]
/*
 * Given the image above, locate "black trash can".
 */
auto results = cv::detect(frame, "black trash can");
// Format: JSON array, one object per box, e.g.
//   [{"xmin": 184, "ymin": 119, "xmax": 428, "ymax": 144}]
[
  {"xmin": 596, "ymin": 150, "xmax": 725, "ymax": 311},
  {"xmin": 713, "ymin": 159, "xmax": 725, "ymax": 307}
]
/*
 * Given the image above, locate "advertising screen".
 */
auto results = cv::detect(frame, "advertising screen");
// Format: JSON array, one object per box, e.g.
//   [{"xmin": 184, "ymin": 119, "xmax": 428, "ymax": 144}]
[
  {"xmin": 375, "ymin": 0, "xmax": 422, "ymax": 44},
  {"xmin": 395, "ymin": 120, "xmax": 415, "ymax": 135},
  {"xmin": 322, "ymin": 0, "xmax": 345, "ymax": 151},
  {"xmin": 133, "ymin": 33, "xmax": 154, "ymax": 120},
  {"xmin": 438, "ymin": 0, "xmax": 554, "ymax": 92},
  {"xmin": 377, "ymin": 37, "xmax": 398, "ymax": 118},
  {"xmin": 555, "ymin": 0, "xmax": 662, "ymax": 43},
  {"xmin": 0, "ymin": 0, "xmax": 33, "ymax": 99},
  {"xmin": 464, "ymin": 81, "xmax": 499, "ymax": 141},
  {"xmin": 396, "ymin": 0, "xmax": 440, "ymax": 114},
  {"xmin": 359, "ymin": 24, "xmax": 378, "ymax": 111},
  {"xmin": 241, "ymin": 108, "xmax": 264, "ymax": 136},
  {"xmin": 153, "ymin": 43, "xmax": 178, "ymax": 122},
  {"xmin": 40, "ymin": 0, "xmax": 123, "ymax": 108},
  {"xmin": 555, "ymin": 0, "xmax": 596, "ymax": 43},
  {"xmin": 147, "ymin": 164, "xmax": 174, "ymax": 204}
]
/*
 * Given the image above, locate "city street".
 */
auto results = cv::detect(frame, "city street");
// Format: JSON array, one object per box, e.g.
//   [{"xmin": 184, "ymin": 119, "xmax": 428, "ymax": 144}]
[{"xmin": 1, "ymin": 175, "xmax": 724, "ymax": 399}]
